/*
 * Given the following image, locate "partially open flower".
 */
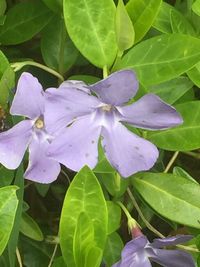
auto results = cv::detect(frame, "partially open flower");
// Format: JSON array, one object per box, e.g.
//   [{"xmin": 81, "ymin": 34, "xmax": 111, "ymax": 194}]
[{"xmin": 45, "ymin": 70, "xmax": 183, "ymax": 177}]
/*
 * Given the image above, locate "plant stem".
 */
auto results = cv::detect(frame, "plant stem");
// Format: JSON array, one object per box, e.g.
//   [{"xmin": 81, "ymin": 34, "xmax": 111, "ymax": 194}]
[
  {"xmin": 164, "ymin": 151, "xmax": 179, "ymax": 173},
  {"xmin": 16, "ymin": 247, "xmax": 23, "ymax": 267},
  {"xmin": 117, "ymin": 201, "xmax": 133, "ymax": 221},
  {"xmin": 47, "ymin": 244, "xmax": 58, "ymax": 267},
  {"xmin": 181, "ymin": 151, "xmax": 200, "ymax": 159},
  {"xmin": 11, "ymin": 61, "xmax": 64, "ymax": 82},
  {"xmin": 127, "ymin": 187, "xmax": 165, "ymax": 238}
]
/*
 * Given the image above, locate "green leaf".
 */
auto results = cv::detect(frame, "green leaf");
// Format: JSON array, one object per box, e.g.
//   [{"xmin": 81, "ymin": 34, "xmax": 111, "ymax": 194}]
[
  {"xmin": 84, "ymin": 246, "xmax": 102, "ymax": 267},
  {"xmin": 103, "ymin": 232, "xmax": 123, "ymax": 267},
  {"xmin": 146, "ymin": 76, "xmax": 193, "ymax": 104},
  {"xmin": 0, "ymin": 50, "xmax": 9, "ymax": 78},
  {"xmin": 68, "ymin": 75, "xmax": 100, "ymax": 84},
  {"xmin": 153, "ymin": 2, "xmax": 173, "ymax": 33},
  {"xmin": 173, "ymin": 167, "xmax": 198, "ymax": 184},
  {"xmin": 126, "ymin": 0, "xmax": 162, "ymax": 43},
  {"xmin": 42, "ymin": 0, "xmax": 62, "ymax": 13},
  {"xmin": 0, "ymin": 166, "xmax": 14, "ymax": 187},
  {"xmin": 148, "ymin": 101, "xmax": 200, "ymax": 151},
  {"xmin": 41, "ymin": 16, "xmax": 78, "ymax": 74},
  {"xmin": 0, "ymin": 186, "xmax": 18, "ymax": 256},
  {"xmin": 59, "ymin": 166, "xmax": 107, "ymax": 267},
  {"xmin": 52, "ymin": 257, "xmax": 67, "ymax": 267},
  {"xmin": 132, "ymin": 172, "xmax": 200, "ymax": 228},
  {"xmin": 170, "ymin": 8, "xmax": 196, "ymax": 35},
  {"xmin": 107, "ymin": 201, "xmax": 121, "ymax": 234},
  {"xmin": 63, "ymin": 0, "xmax": 117, "ymax": 68},
  {"xmin": 117, "ymin": 34, "xmax": 200, "ymax": 86},
  {"xmin": 0, "ymin": 66, "xmax": 15, "ymax": 109},
  {"xmin": 73, "ymin": 212, "xmax": 102, "ymax": 267},
  {"xmin": 192, "ymin": 0, "xmax": 200, "ymax": 16},
  {"xmin": 0, "ymin": 0, "xmax": 53, "ymax": 45},
  {"xmin": 187, "ymin": 61, "xmax": 200, "ymax": 88},
  {"xmin": 20, "ymin": 212, "xmax": 43, "ymax": 241},
  {"xmin": 116, "ymin": 0, "xmax": 134, "ymax": 52},
  {"xmin": 0, "ymin": 0, "xmax": 6, "ymax": 16}
]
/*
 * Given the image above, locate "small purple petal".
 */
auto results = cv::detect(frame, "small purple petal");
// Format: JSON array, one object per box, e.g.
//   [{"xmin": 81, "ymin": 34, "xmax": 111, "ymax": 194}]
[
  {"xmin": 90, "ymin": 70, "xmax": 139, "ymax": 105},
  {"xmin": 10, "ymin": 72, "xmax": 44, "ymax": 119},
  {"xmin": 118, "ymin": 94, "xmax": 183, "ymax": 130},
  {"xmin": 114, "ymin": 237, "xmax": 151, "ymax": 267},
  {"xmin": 0, "ymin": 120, "xmax": 32, "ymax": 169},
  {"xmin": 47, "ymin": 114, "xmax": 101, "ymax": 171},
  {"xmin": 150, "ymin": 248, "xmax": 195, "ymax": 267},
  {"xmin": 59, "ymin": 80, "xmax": 90, "ymax": 93},
  {"xmin": 101, "ymin": 121, "xmax": 159, "ymax": 177},
  {"xmin": 151, "ymin": 235, "xmax": 193, "ymax": 248},
  {"xmin": 44, "ymin": 87, "xmax": 101, "ymax": 134},
  {"xmin": 25, "ymin": 138, "xmax": 60, "ymax": 184}
]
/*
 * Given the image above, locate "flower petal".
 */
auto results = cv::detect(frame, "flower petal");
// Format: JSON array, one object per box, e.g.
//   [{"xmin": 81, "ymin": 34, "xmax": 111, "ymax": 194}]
[
  {"xmin": 151, "ymin": 235, "xmax": 193, "ymax": 248},
  {"xmin": 0, "ymin": 120, "xmax": 32, "ymax": 169},
  {"xmin": 101, "ymin": 121, "xmax": 159, "ymax": 177},
  {"xmin": 150, "ymin": 248, "xmax": 195, "ymax": 267},
  {"xmin": 47, "ymin": 114, "xmax": 101, "ymax": 171},
  {"xmin": 59, "ymin": 80, "xmax": 90, "ymax": 93},
  {"xmin": 10, "ymin": 72, "xmax": 44, "ymax": 119},
  {"xmin": 44, "ymin": 87, "xmax": 100, "ymax": 134},
  {"xmin": 114, "ymin": 237, "xmax": 151, "ymax": 267},
  {"xmin": 90, "ymin": 70, "xmax": 139, "ymax": 105},
  {"xmin": 118, "ymin": 94, "xmax": 183, "ymax": 130},
  {"xmin": 25, "ymin": 138, "xmax": 61, "ymax": 183}
]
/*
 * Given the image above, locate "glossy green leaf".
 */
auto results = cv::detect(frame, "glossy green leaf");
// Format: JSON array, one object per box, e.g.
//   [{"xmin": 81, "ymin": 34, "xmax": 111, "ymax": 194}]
[
  {"xmin": 0, "ymin": 0, "xmax": 6, "ymax": 16},
  {"xmin": 117, "ymin": 34, "xmax": 200, "ymax": 86},
  {"xmin": 149, "ymin": 101, "xmax": 200, "ymax": 151},
  {"xmin": 132, "ymin": 172, "xmax": 200, "ymax": 228},
  {"xmin": 192, "ymin": 0, "xmax": 200, "ymax": 16},
  {"xmin": 0, "ymin": 0, "xmax": 53, "ymax": 45},
  {"xmin": 0, "ymin": 66, "xmax": 15, "ymax": 108},
  {"xmin": 153, "ymin": 2, "xmax": 173, "ymax": 33},
  {"xmin": 0, "ymin": 186, "xmax": 18, "ymax": 256},
  {"xmin": 20, "ymin": 212, "xmax": 43, "ymax": 241},
  {"xmin": 41, "ymin": 16, "xmax": 78, "ymax": 74},
  {"xmin": 52, "ymin": 257, "xmax": 67, "ymax": 267},
  {"xmin": 84, "ymin": 246, "xmax": 102, "ymax": 267},
  {"xmin": 146, "ymin": 76, "xmax": 193, "ymax": 104},
  {"xmin": 73, "ymin": 212, "xmax": 102, "ymax": 267},
  {"xmin": 63, "ymin": 0, "xmax": 117, "ymax": 68},
  {"xmin": 0, "ymin": 50, "xmax": 9, "ymax": 78},
  {"xmin": 59, "ymin": 166, "xmax": 107, "ymax": 267},
  {"xmin": 173, "ymin": 167, "xmax": 198, "ymax": 184},
  {"xmin": 170, "ymin": 8, "xmax": 196, "ymax": 35},
  {"xmin": 0, "ymin": 166, "xmax": 14, "ymax": 187},
  {"xmin": 116, "ymin": 0, "xmax": 134, "ymax": 52},
  {"xmin": 187, "ymin": 61, "xmax": 200, "ymax": 88},
  {"xmin": 42, "ymin": 0, "xmax": 62, "ymax": 13},
  {"xmin": 107, "ymin": 201, "xmax": 121, "ymax": 234},
  {"xmin": 103, "ymin": 232, "xmax": 123, "ymax": 267},
  {"xmin": 126, "ymin": 0, "xmax": 161, "ymax": 43}
]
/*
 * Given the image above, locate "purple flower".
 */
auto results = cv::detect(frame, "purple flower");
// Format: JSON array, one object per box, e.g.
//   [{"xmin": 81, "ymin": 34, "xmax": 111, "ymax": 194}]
[
  {"xmin": 0, "ymin": 72, "xmax": 60, "ymax": 183},
  {"xmin": 112, "ymin": 235, "xmax": 195, "ymax": 267},
  {"xmin": 45, "ymin": 70, "xmax": 182, "ymax": 177}
]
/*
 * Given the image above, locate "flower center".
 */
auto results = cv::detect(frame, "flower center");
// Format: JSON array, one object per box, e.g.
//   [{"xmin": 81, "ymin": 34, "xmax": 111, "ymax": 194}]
[
  {"xmin": 35, "ymin": 118, "xmax": 44, "ymax": 129},
  {"xmin": 101, "ymin": 104, "xmax": 112, "ymax": 112}
]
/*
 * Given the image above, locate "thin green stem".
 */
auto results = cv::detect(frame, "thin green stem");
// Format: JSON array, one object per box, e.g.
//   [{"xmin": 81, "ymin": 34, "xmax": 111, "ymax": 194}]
[
  {"xmin": 16, "ymin": 247, "xmax": 23, "ymax": 267},
  {"xmin": 117, "ymin": 201, "xmax": 133, "ymax": 221},
  {"xmin": 11, "ymin": 61, "xmax": 64, "ymax": 82},
  {"xmin": 47, "ymin": 244, "xmax": 58, "ymax": 267},
  {"xmin": 127, "ymin": 187, "xmax": 165, "ymax": 238},
  {"xmin": 181, "ymin": 151, "xmax": 200, "ymax": 160},
  {"xmin": 103, "ymin": 65, "xmax": 108, "ymax": 78},
  {"xmin": 164, "ymin": 151, "xmax": 179, "ymax": 173},
  {"xmin": 61, "ymin": 169, "xmax": 71, "ymax": 185}
]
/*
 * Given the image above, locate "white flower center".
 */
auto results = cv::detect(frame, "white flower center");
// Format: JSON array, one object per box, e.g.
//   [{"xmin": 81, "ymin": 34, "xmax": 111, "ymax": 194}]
[
  {"xmin": 35, "ymin": 118, "xmax": 44, "ymax": 129},
  {"xmin": 101, "ymin": 104, "xmax": 112, "ymax": 112}
]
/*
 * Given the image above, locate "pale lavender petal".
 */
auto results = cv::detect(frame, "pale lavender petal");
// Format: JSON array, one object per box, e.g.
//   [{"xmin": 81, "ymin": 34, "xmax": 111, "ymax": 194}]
[
  {"xmin": 90, "ymin": 70, "xmax": 139, "ymax": 105},
  {"xmin": 101, "ymin": 121, "xmax": 159, "ymax": 177},
  {"xmin": 151, "ymin": 235, "xmax": 193, "ymax": 248},
  {"xmin": 150, "ymin": 248, "xmax": 195, "ymax": 267},
  {"xmin": 44, "ymin": 87, "xmax": 101, "ymax": 134},
  {"xmin": 0, "ymin": 120, "xmax": 32, "ymax": 169},
  {"xmin": 114, "ymin": 237, "xmax": 151, "ymax": 267},
  {"xmin": 25, "ymin": 138, "xmax": 60, "ymax": 183},
  {"xmin": 59, "ymin": 80, "xmax": 90, "ymax": 93},
  {"xmin": 47, "ymin": 114, "xmax": 101, "ymax": 171},
  {"xmin": 118, "ymin": 94, "xmax": 183, "ymax": 130},
  {"xmin": 10, "ymin": 72, "xmax": 44, "ymax": 119}
]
